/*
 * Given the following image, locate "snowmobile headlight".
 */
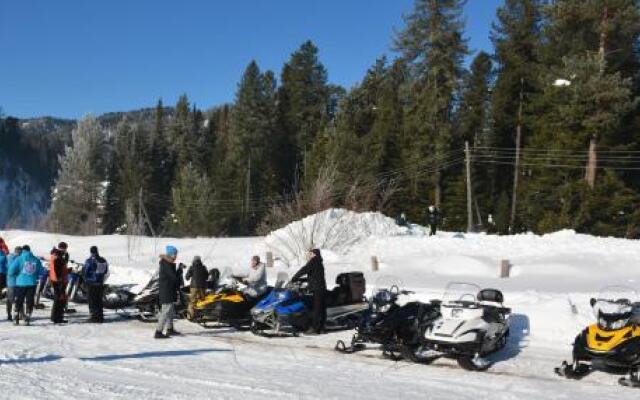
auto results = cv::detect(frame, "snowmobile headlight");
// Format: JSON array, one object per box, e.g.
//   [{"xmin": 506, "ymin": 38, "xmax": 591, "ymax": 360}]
[{"xmin": 610, "ymin": 318, "xmax": 629, "ymax": 330}]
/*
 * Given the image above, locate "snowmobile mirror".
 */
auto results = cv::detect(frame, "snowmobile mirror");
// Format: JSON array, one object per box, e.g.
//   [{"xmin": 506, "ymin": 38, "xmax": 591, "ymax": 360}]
[{"xmin": 590, "ymin": 298, "xmax": 596, "ymax": 307}]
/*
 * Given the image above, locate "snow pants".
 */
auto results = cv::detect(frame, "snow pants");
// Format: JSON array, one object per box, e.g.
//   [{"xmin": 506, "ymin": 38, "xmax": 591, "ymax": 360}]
[
  {"xmin": 51, "ymin": 281, "xmax": 67, "ymax": 323},
  {"xmin": 6, "ymin": 286, "xmax": 14, "ymax": 318},
  {"xmin": 87, "ymin": 284, "xmax": 104, "ymax": 322},
  {"xmin": 156, "ymin": 303, "xmax": 175, "ymax": 333},
  {"xmin": 14, "ymin": 285, "xmax": 36, "ymax": 317},
  {"xmin": 188, "ymin": 288, "xmax": 205, "ymax": 319}
]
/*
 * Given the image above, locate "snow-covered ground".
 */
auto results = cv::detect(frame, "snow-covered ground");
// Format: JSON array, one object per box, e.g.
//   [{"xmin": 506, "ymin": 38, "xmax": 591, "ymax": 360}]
[{"xmin": 1, "ymin": 210, "xmax": 640, "ymax": 399}]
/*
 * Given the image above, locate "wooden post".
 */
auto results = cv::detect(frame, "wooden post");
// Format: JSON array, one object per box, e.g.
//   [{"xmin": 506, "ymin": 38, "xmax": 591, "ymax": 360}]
[
  {"xmin": 465, "ymin": 141, "xmax": 473, "ymax": 233},
  {"xmin": 500, "ymin": 259, "xmax": 511, "ymax": 278},
  {"xmin": 266, "ymin": 251, "xmax": 274, "ymax": 268},
  {"xmin": 371, "ymin": 256, "xmax": 379, "ymax": 272}
]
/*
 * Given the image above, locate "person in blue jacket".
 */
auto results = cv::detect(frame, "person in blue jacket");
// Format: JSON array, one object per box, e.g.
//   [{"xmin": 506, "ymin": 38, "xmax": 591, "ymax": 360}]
[
  {"xmin": 5, "ymin": 246, "xmax": 22, "ymax": 321},
  {"xmin": 0, "ymin": 249, "xmax": 7, "ymax": 299},
  {"xmin": 8, "ymin": 245, "xmax": 46, "ymax": 325},
  {"xmin": 83, "ymin": 246, "xmax": 109, "ymax": 323}
]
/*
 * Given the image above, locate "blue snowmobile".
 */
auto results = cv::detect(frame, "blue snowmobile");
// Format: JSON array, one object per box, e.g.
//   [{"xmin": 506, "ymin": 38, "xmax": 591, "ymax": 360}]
[{"xmin": 250, "ymin": 272, "xmax": 368, "ymax": 336}]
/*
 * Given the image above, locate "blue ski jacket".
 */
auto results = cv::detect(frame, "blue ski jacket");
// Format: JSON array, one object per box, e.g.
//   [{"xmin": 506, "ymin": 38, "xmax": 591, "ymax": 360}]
[
  {"xmin": 83, "ymin": 255, "xmax": 109, "ymax": 285},
  {"xmin": 0, "ymin": 252, "xmax": 7, "ymax": 275},
  {"xmin": 8, "ymin": 251, "xmax": 46, "ymax": 287}
]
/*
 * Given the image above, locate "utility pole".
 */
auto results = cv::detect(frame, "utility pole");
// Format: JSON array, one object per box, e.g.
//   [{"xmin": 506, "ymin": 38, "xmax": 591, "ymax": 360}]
[
  {"xmin": 510, "ymin": 77, "xmax": 524, "ymax": 232},
  {"xmin": 586, "ymin": 137, "xmax": 597, "ymax": 189},
  {"xmin": 465, "ymin": 141, "xmax": 473, "ymax": 233},
  {"xmin": 139, "ymin": 188, "xmax": 156, "ymax": 237}
]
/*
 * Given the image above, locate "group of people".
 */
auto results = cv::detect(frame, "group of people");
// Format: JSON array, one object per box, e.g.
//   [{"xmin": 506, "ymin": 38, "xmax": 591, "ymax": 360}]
[
  {"xmin": 396, "ymin": 205, "xmax": 442, "ymax": 236},
  {"xmin": 0, "ymin": 238, "xmax": 109, "ymax": 325},
  {"xmin": 153, "ymin": 245, "xmax": 327, "ymax": 339}
]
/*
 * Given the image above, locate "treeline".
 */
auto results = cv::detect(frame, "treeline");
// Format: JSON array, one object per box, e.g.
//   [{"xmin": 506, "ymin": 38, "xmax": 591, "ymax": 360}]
[{"xmin": 46, "ymin": 0, "xmax": 640, "ymax": 238}]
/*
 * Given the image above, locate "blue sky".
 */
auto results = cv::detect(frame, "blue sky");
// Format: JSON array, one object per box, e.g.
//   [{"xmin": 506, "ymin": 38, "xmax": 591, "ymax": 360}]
[{"xmin": 0, "ymin": 0, "xmax": 501, "ymax": 119}]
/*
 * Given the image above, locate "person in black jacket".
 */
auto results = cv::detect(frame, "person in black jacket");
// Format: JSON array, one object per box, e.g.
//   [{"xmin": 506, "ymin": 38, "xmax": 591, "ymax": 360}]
[
  {"xmin": 185, "ymin": 256, "xmax": 208, "ymax": 320},
  {"xmin": 291, "ymin": 249, "xmax": 327, "ymax": 334},
  {"xmin": 427, "ymin": 205, "xmax": 441, "ymax": 236},
  {"xmin": 155, "ymin": 245, "xmax": 181, "ymax": 339}
]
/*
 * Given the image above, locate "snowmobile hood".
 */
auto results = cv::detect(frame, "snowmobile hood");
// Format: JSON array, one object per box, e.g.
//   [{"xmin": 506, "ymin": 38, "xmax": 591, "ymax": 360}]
[
  {"xmin": 195, "ymin": 291, "xmax": 244, "ymax": 309},
  {"xmin": 586, "ymin": 323, "xmax": 640, "ymax": 353}
]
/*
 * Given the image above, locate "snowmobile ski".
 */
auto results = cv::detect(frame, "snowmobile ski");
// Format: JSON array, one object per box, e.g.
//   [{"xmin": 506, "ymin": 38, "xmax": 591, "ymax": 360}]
[{"xmin": 554, "ymin": 361, "xmax": 591, "ymax": 379}]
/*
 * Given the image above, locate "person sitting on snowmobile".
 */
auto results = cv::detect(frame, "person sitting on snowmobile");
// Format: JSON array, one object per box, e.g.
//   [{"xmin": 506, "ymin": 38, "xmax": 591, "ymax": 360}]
[
  {"xmin": 6, "ymin": 246, "xmax": 22, "ymax": 321},
  {"xmin": 8, "ymin": 245, "xmax": 46, "ymax": 325},
  {"xmin": 238, "ymin": 255, "xmax": 267, "ymax": 298},
  {"xmin": 83, "ymin": 246, "xmax": 109, "ymax": 323},
  {"xmin": 154, "ymin": 245, "xmax": 181, "ymax": 339},
  {"xmin": 50, "ymin": 242, "xmax": 70, "ymax": 324},
  {"xmin": 185, "ymin": 256, "xmax": 208, "ymax": 319},
  {"xmin": 291, "ymin": 249, "xmax": 327, "ymax": 334}
]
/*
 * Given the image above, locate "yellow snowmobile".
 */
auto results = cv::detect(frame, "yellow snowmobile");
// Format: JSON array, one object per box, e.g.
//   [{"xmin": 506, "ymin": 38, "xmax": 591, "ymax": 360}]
[
  {"xmin": 555, "ymin": 286, "xmax": 640, "ymax": 387},
  {"xmin": 189, "ymin": 271, "xmax": 272, "ymax": 329}
]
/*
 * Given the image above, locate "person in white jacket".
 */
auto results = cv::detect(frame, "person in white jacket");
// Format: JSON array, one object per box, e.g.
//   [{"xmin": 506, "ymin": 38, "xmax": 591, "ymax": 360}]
[{"xmin": 240, "ymin": 256, "xmax": 267, "ymax": 298}]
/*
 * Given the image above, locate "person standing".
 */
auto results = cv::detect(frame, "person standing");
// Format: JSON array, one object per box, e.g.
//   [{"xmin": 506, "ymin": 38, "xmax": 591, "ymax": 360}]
[
  {"xmin": 291, "ymin": 249, "xmax": 327, "ymax": 334},
  {"xmin": 185, "ymin": 255, "xmax": 208, "ymax": 320},
  {"xmin": 6, "ymin": 246, "xmax": 22, "ymax": 320},
  {"xmin": 83, "ymin": 246, "xmax": 109, "ymax": 323},
  {"xmin": 155, "ymin": 245, "xmax": 180, "ymax": 339},
  {"xmin": 240, "ymin": 255, "xmax": 267, "ymax": 298},
  {"xmin": 0, "ymin": 247, "xmax": 7, "ymax": 300},
  {"xmin": 8, "ymin": 245, "xmax": 46, "ymax": 325},
  {"xmin": 50, "ymin": 242, "xmax": 70, "ymax": 324},
  {"xmin": 427, "ymin": 205, "xmax": 441, "ymax": 236}
]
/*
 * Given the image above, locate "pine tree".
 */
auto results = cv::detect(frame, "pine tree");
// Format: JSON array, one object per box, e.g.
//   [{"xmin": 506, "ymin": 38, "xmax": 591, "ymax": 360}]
[
  {"xmin": 47, "ymin": 115, "xmax": 108, "ymax": 235},
  {"xmin": 164, "ymin": 163, "xmax": 215, "ymax": 237},
  {"xmin": 278, "ymin": 41, "xmax": 331, "ymax": 183},
  {"xmin": 147, "ymin": 99, "xmax": 174, "ymax": 230},
  {"xmin": 394, "ymin": 0, "xmax": 468, "ymax": 217}
]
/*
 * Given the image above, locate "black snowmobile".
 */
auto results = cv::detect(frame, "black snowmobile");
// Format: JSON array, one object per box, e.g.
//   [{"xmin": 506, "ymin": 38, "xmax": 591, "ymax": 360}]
[
  {"xmin": 335, "ymin": 280, "xmax": 441, "ymax": 361},
  {"xmin": 133, "ymin": 270, "xmax": 190, "ymax": 322},
  {"xmin": 555, "ymin": 286, "xmax": 640, "ymax": 387}
]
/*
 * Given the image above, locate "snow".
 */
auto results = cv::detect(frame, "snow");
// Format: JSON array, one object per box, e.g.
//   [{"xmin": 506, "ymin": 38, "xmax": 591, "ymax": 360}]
[{"xmin": 1, "ymin": 210, "xmax": 640, "ymax": 399}]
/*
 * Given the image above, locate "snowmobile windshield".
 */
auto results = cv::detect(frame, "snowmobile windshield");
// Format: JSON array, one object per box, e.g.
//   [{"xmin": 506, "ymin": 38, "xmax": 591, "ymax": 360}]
[
  {"xmin": 442, "ymin": 282, "xmax": 482, "ymax": 306},
  {"xmin": 372, "ymin": 275, "xmax": 404, "ymax": 311},
  {"xmin": 593, "ymin": 286, "xmax": 637, "ymax": 331},
  {"xmin": 274, "ymin": 272, "xmax": 288, "ymax": 289},
  {"xmin": 217, "ymin": 267, "xmax": 235, "ymax": 290}
]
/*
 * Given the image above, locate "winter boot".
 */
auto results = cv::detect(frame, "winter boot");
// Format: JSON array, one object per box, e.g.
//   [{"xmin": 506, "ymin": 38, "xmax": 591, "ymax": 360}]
[
  {"xmin": 167, "ymin": 328, "xmax": 181, "ymax": 336},
  {"xmin": 154, "ymin": 331, "xmax": 170, "ymax": 339}
]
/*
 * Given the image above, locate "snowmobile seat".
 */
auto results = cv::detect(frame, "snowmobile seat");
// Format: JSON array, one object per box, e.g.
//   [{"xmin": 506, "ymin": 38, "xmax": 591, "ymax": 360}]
[{"xmin": 477, "ymin": 288, "xmax": 504, "ymax": 304}]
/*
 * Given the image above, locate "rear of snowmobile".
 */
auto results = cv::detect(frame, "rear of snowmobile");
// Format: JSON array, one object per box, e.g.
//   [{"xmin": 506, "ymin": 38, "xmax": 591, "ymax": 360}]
[
  {"xmin": 422, "ymin": 282, "xmax": 511, "ymax": 370},
  {"xmin": 555, "ymin": 285, "xmax": 640, "ymax": 387}
]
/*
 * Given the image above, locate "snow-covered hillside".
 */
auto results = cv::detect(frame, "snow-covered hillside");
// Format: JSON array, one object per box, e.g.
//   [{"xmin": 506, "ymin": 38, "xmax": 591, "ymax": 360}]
[{"xmin": 1, "ymin": 211, "xmax": 639, "ymax": 399}]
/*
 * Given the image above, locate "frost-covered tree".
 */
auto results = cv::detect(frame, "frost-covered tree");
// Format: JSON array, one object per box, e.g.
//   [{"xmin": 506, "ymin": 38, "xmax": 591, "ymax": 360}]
[{"xmin": 47, "ymin": 115, "xmax": 108, "ymax": 235}]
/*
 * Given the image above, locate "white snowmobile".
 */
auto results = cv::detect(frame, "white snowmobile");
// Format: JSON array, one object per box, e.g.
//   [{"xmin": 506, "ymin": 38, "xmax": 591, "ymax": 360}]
[{"xmin": 422, "ymin": 282, "xmax": 511, "ymax": 370}]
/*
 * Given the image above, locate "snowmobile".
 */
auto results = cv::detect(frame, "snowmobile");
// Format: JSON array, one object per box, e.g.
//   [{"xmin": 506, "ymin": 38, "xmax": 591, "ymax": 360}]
[
  {"xmin": 555, "ymin": 285, "xmax": 640, "ymax": 387},
  {"xmin": 188, "ymin": 268, "xmax": 276, "ymax": 328},
  {"xmin": 335, "ymin": 278, "xmax": 441, "ymax": 361},
  {"xmin": 133, "ymin": 271, "xmax": 190, "ymax": 322},
  {"xmin": 422, "ymin": 282, "xmax": 511, "ymax": 370},
  {"xmin": 251, "ymin": 272, "xmax": 368, "ymax": 336}
]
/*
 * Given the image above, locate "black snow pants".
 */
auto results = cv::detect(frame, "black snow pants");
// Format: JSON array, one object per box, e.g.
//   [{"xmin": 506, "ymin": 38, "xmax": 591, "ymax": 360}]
[
  {"xmin": 87, "ymin": 284, "xmax": 104, "ymax": 322},
  {"xmin": 311, "ymin": 290, "xmax": 327, "ymax": 334}
]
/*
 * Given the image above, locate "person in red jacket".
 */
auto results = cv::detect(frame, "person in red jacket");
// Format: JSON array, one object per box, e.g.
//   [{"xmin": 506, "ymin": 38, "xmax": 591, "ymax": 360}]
[
  {"xmin": 0, "ymin": 237, "xmax": 9, "ymax": 256},
  {"xmin": 49, "ymin": 242, "xmax": 70, "ymax": 324}
]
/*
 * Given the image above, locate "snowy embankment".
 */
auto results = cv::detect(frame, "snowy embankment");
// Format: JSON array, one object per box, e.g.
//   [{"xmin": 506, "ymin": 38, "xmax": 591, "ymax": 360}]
[{"xmin": 1, "ymin": 209, "xmax": 639, "ymax": 399}]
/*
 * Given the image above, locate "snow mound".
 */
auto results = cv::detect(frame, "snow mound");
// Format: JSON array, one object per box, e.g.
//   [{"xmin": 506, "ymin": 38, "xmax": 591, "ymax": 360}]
[{"xmin": 264, "ymin": 208, "xmax": 412, "ymax": 266}]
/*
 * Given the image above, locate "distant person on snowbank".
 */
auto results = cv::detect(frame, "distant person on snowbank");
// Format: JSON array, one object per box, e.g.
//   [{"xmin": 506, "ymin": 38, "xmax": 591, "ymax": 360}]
[
  {"xmin": 155, "ymin": 245, "xmax": 181, "ymax": 339},
  {"xmin": 395, "ymin": 213, "xmax": 409, "ymax": 228},
  {"xmin": 427, "ymin": 205, "xmax": 441, "ymax": 236},
  {"xmin": 83, "ymin": 246, "xmax": 109, "ymax": 323},
  {"xmin": 6, "ymin": 246, "xmax": 22, "ymax": 320},
  {"xmin": 8, "ymin": 245, "xmax": 46, "ymax": 325},
  {"xmin": 239, "ymin": 255, "xmax": 267, "ymax": 298},
  {"xmin": 291, "ymin": 249, "xmax": 327, "ymax": 334},
  {"xmin": 50, "ymin": 242, "xmax": 70, "ymax": 324},
  {"xmin": 185, "ymin": 255, "xmax": 208, "ymax": 320}
]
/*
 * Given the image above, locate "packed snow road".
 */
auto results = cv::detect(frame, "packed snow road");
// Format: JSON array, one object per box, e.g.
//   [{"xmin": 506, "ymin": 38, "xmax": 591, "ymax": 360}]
[{"xmin": 0, "ymin": 300, "xmax": 636, "ymax": 400}]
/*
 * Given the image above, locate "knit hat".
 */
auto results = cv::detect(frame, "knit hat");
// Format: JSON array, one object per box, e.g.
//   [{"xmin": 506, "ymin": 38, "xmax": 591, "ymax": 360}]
[
  {"xmin": 166, "ymin": 245, "xmax": 178, "ymax": 257},
  {"xmin": 90, "ymin": 246, "xmax": 99, "ymax": 256},
  {"xmin": 193, "ymin": 255, "xmax": 202, "ymax": 264}
]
